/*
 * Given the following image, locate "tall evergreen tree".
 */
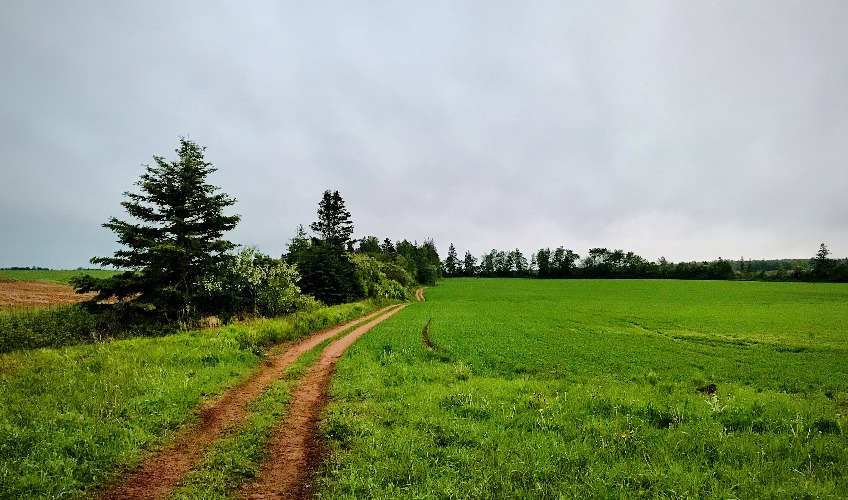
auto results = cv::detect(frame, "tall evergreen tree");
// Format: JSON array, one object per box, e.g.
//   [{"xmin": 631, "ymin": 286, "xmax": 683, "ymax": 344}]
[
  {"xmin": 310, "ymin": 190, "xmax": 353, "ymax": 247},
  {"xmin": 462, "ymin": 251, "xmax": 478, "ymax": 277},
  {"xmin": 289, "ymin": 189, "xmax": 362, "ymax": 304},
  {"xmin": 72, "ymin": 138, "xmax": 239, "ymax": 322},
  {"xmin": 381, "ymin": 238, "xmax": 396, "ymax": 255},
  {"xmin": 536, "ymin": 248, "xmax": 551, "ymax": 278},
  {"xmin": 811, "ymin": 243, "xmax": 833, "ymax": 280},
  {"xmin": 443, "ymin": 243, "xmax": 460, "ymax": 277}
]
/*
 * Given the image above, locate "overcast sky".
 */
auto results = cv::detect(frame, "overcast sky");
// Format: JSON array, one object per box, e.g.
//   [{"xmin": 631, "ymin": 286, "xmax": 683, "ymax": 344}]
[{"xmin": 2, "ymin": 1, "xmax": 847, "ymax": 269}]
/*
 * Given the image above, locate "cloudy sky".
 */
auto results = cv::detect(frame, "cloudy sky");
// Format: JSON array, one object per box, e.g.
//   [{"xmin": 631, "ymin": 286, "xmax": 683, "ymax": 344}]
[{"xmin": 2, "ymin": 1, "xmax": 847, "ymax": 269}]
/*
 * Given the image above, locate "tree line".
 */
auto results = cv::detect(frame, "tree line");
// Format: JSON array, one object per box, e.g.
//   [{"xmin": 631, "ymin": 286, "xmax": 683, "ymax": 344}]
[
  {"xmin": 442, "ymin": 243, "xmax": 848, "ymax": 282},
  {"xmin": 69, "ymin": 137, "xmax": 844, "ymax": 335},
  {"xmin": 71, "ymin": 138, "xmax": 438, "ymax": 335}
]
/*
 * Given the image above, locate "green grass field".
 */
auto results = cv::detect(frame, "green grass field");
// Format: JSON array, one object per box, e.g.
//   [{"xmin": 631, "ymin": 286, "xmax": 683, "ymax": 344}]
[
  {"xmin": 317, "ymin": 279, "xmax": 848, "ymax": 499},
  {"xmin": 0, "ymin": 269, "xmax": 117, "ymax": 284}
]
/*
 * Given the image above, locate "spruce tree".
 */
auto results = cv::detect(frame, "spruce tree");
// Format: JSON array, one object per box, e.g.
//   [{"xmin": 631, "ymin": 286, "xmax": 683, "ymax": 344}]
[
  {"xmin": 289, "ymin": 189, "xmax": 362, "ymax": 305},
  {"xmin": 444, "ymin": 243, "xmax": 460, "ymax": 277},
  {"xmin": 73, "ymin": 138, "xmax": 239, "ymax": 322},
  {"xmin": 310, "ymin": 190, "xmax": 353, "ymax": 247}
]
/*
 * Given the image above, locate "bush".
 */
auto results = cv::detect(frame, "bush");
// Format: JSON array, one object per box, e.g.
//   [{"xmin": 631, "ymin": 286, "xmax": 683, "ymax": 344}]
[
  {"xmin": 201, "ymin": 246, "xmax": 306, "ymax": 318},
  {"xmin": 352, "ymin": 254, "xmax": 412, "ymax": 300}
]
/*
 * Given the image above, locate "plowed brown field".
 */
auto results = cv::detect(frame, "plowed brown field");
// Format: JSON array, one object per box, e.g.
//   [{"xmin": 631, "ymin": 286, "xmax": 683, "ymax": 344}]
[{"xmin": 0, "ymin": 281, "xmax": 94, "ymax": 308}]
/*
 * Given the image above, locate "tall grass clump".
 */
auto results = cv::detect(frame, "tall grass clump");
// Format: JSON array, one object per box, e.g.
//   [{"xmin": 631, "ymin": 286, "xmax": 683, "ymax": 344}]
[
  {"xmin": 0, "ymin": 305, "xmax": 96, "ymax": 353},
  {"xmin": 230, "ymin": 299, "xmax": 389, "ymax": 354}
]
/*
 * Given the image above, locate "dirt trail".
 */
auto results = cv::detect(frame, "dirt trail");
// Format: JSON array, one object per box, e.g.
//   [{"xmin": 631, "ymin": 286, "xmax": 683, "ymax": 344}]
[
  {"xmin": 98, "ymin": 306, "xmax": 394, "ymax": 500},
  {"xmin": 240, "ymin": 305, "xmax": 407, "ymax": 500},
  {"xmin": 415, "ymin": 287, "xmax": 425, "ymax": 301}
]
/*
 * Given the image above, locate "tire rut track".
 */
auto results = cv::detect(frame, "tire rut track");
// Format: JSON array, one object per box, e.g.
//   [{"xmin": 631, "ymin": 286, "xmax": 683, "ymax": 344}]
[
  {"xmin": 239, "ymin": 305, "xmax": 407, "ymax": 500},
  {"xmin": 98, "ymin": 306, "xmax": 395, "ymax": 500}
]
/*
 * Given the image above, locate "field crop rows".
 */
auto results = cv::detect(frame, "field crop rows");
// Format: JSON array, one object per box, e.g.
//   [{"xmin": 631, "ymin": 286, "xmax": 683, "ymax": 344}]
[{"xmin": 317, "ymin": 279, "xmax": 848, "ymax": 499}]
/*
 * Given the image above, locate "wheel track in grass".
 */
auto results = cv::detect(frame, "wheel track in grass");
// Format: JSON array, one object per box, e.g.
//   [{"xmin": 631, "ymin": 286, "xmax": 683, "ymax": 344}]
[
  {"xmin": 239, "ymin": 304, "xmax": 407, "ymax": 500},
  {"xmin": 98, "ymin": 305, "xmax": 398, "ymax": 500}
]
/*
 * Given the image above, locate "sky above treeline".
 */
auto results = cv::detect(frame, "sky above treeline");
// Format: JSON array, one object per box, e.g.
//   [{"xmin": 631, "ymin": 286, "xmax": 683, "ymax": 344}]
[{"xmin": 2, "ymin": 2, "xmax": 847, "ymax": 269}]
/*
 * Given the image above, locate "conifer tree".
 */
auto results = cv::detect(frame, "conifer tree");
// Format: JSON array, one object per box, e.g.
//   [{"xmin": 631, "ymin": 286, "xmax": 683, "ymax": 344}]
[
  {"xmin": 444, "ymin": 243, "xmax": 460, "ymax": 277},
  {"xmin": 72, "ymin": 138, "xmax": 239, "ymax": 322},
  {"xmin": 310, "ymin": 190, "xmax": 353, "ymax": 247}
]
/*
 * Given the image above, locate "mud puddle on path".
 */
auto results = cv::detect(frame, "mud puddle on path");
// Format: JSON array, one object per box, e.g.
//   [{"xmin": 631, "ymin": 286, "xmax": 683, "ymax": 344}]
[
  {"xmin": 239, "ymin": 305, "xmax": 406, "ymax": 500},
  {"xmin": 98, "ymin": 306, "xmax": 395, "ymax": 500}
]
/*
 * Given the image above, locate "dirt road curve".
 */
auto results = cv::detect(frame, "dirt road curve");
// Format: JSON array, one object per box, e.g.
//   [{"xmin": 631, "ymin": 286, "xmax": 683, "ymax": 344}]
[
  {"xmin": 415, "ymin": 287, "xmax": 425, "ymax": 301},
  {"xmin": 98, "ymin": 306, "xmax": 397, "ymax": 500},
  {"xmin": 240, "ymin": 305, "xmax": 406, "ymax": 500}
]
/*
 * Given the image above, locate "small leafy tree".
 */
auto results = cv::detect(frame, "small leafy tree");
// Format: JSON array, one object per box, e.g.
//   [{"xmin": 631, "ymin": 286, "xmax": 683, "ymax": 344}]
[
  {"xmin": 72, "ymin": 138, "xmax": 239, "ymax": 325},
  {"xmin": 205, "ymin": 246, "xmax": 304, "ymax": 318}
]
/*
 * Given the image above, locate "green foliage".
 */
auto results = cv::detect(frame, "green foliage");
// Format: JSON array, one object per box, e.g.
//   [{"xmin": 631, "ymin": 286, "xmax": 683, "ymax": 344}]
[
  {"xmin": 71, "ymin": 138, "xmax": 239, "ymax": 323},
  {"xmin": 316, "ymin": 279, "xmax": 848, "ymax": 499},
  {"xmin": 0, "ymin": 300, "xmax": 381, "ymax": 499},
  {"xmin": 351, "ymin": 254, "xmax": 412, "ymax": 301},
  {"xmin": 357, "ymin": 236, "xmax": 381, "ymax": 254},
  {"xmin": 443, "ymin": 243, "xmax": 461, "ymax": 277},
  {"xmin": 203, "ymin": 246, "xmax": 305, "ymax": 318},
  {"xmin": 291, "ymin": 243, "xmax": 363, "ymax": 306},
  {"xmin": 394, "ymin": 238, "xmax": 441, "ymax": 285},
  {"xmin": 0, "ymin": 305, "xmax": 96, "ymax": 353}
]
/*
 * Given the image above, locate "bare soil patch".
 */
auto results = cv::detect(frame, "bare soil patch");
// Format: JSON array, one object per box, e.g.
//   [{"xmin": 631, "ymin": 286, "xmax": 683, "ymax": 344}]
[
  {"xmin": 421, "ymin": 318, "xmax": 438, "ymax": 351},
  {"xmin": 240, "ymin": 305, "xmax": 406, "ymax": 500},
  {"xmin": 0, "ymin": 280, "xmax": 94, "ymax": 308},
  {"xmin": 415, "ymin": 287, "xmax": 425, "ymax": 302},
  {"xmin": 97, "ymin": 306, "xmax": 394, "ymax": 500}
]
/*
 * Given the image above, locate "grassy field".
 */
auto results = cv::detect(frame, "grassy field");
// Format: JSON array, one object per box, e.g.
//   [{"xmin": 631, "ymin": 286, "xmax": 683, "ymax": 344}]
[
  {"xmin": 0, "ymin": 300, "xmax": 385, "ymax": 499},
  {"xmin": 0, "ymin": 269, "xmax": 117, "ymax": 284},
  {"xmin": 317, "ymin": 279, "xmax": 848, "ymax": 499}
]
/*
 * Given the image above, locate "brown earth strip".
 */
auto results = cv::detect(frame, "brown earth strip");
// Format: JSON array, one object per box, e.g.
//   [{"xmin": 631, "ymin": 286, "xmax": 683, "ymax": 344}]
[
  {"xmin": 415, "ymin": 287, "xmax": 425, "ymax": 301},
  {"xmin": 0, "ymin": 280, "xmax": 95, "ymax": 308},
  {"xmin": 421, "ymin": 318, "xmax": 438, "ymax": 351},
  {"xmin": 97, "ymin": 306, "xmax": 395, "ymax": 500},
  {"xmin": 240, "ymin": 305, "xmax": 407, "ymax": 500}
]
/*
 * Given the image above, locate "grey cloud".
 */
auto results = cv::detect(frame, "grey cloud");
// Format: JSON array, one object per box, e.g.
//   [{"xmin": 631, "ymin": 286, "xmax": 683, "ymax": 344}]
[{"xmin": 2, "ymin": 1, "xmax": 847, "ymax": 268}]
